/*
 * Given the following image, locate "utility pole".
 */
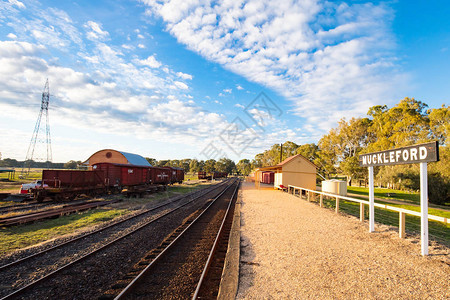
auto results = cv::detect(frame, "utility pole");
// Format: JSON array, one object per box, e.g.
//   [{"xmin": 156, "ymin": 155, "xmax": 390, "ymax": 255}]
[
  {"xmin": 23, "ymin": 79, "xmax": 52, "ymax": 175},
  {"xmin": 280, "ymin": 143, "xmax": 283, "ymax": 164}
]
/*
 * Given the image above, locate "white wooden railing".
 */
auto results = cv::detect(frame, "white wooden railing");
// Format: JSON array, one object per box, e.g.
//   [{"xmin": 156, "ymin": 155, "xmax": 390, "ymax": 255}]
[{"xmin": 287, "ymin": 184, "xmax": 449, "ymax": 239}]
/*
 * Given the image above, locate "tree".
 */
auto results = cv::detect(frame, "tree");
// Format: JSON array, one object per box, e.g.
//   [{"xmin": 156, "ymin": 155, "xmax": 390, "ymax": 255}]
[
  {"xmin": 318, "ymin": 117, "xmax": 372, "ymax": 181},
  {"xmin": 237, "ymin": 159, "xmax": 252, "ymax": 175},
  {"xmin": 367, "ymin": 98, "xmax": 429, "ymax": 151},
  {"xmin": 189, "ymin": 159, "xmax": 200, "ymax": 173},
  {"xmin": 64, "ymin": 160, "xmax": 77, "ymax": 169},
  {"xmin": 145, "ymin": 157, "xmax": 157, "ymax": 166},
  {"xmin": 215, "ymin": 158, "xmax": 236, "ymax": 174},
  {"xmin": 204, "ymin": 159, "xmax": 216, "ymax": 173},
  {"xmin": 180, "ymin": 159, "xmax": 191, "ymax": 172},
  {"xmin": 428, "ymin": 104, "xmax": 449, "ymax": 146}
]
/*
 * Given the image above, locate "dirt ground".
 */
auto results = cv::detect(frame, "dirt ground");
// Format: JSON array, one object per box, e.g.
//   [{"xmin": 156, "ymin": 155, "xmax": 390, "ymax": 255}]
[{"xmin": 237, "ymin": 182, "xmax": 449, "ymax": 299}]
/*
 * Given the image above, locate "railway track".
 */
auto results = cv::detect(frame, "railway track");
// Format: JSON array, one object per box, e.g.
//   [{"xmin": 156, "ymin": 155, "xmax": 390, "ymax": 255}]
[
  {"xmin": 111, "ymin": 178, "xmax": 240, "ymax": 299},
  {"xmin": 0, "ymin": 179, "xmax": 232, "ymax": 300},
  {"xmin": 0, "ymin": 199, "xmax": 121, "ymax": 226},
  {"xmin": 0, "ymin": 201, "xmax": 55, "ymax": 214}
]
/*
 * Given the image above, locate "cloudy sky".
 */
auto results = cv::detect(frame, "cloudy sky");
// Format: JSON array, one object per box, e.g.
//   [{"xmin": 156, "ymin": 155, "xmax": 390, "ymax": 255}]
[{"xmin": 0, "ymin": 0, "xmax": 448, "ymax": 163}]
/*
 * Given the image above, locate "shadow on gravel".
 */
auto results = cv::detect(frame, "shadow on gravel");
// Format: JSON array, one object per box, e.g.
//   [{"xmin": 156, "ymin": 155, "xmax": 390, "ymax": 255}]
[{"xmin": 237, "ymin": 211, "xmax": 257, "ymax": 298}]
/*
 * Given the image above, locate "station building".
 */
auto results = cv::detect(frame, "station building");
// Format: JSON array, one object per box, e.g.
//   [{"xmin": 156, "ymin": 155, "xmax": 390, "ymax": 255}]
[{"xmin": 256, "ymin": 154, "xmax": 317, "ymax": 190}]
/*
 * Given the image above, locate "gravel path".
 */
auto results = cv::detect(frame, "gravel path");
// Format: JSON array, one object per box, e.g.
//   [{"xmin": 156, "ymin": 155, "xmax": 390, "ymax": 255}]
[{"xmin": 237, "ymin": 182, "xmax": 449, "ymax": 299}]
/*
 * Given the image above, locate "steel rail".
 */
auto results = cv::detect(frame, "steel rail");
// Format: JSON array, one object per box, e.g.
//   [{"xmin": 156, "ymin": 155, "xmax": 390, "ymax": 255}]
[
  {"xmin": 114, "ymin": 178, "xmax": 238, "ymax": 300},
  {"xmin": 0, "ymin": 181, "xmax": 224, "ymax": 271},
  {"xmin": 0, "ymin": 180, "xmax": 231, "ymax": 300},
  {"xmin": 192, "ymin": 180, "xmax": 240, "ymax": 299},
  {"xmin": 0, "ymin": 199, "xmax": 119, "ymax": 226}
]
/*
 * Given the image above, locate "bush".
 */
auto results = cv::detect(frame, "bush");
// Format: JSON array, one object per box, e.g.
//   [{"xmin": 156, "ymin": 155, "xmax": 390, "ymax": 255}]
[{"xmin": 428, "ymin": 172, "xmax": 450, "ymax": 205}]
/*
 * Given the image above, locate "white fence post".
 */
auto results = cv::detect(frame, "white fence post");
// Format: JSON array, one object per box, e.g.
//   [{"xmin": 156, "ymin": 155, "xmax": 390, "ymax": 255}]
[
  {"xmin": 335, "ymin": 197, "xmax": 339, "ymax": 213},
  {"xmin": 369, "ymin": 166, "xmax": 375, "ymax": 232},
  {"xmin": 420, "ymin": 162, "xmax": 428, "ymax": 256},
  {"xmin": 320, "ymin": 194, "xmax": 323, "ymax": 207}
]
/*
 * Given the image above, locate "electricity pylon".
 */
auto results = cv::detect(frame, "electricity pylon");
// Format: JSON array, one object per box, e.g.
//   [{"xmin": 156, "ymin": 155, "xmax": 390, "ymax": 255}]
[{"xmin": 23, "ymin": 79, "xmax": 52, "ymax": 174}]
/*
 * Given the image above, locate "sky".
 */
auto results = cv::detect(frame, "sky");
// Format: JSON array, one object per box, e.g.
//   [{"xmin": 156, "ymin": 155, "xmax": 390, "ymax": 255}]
[{"xmin": 0, "ymin": 0, "xmax": 448, "ymax": 163}]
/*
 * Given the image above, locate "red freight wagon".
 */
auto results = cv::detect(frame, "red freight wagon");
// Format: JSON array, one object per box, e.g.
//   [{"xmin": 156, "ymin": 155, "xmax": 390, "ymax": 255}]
[
  {"xmin": 261, "ymin": 171, "xmax": 274, "ymax": 184},
  {"xmin": 162, "ymin": 167, "xmax": 184, "ymax": 184},
  {"xmin": 151, "ymin": 167, "xmax": 171, "ymax": 185},
  {"xmin": 42, "ymin": 169, "xmax": 105, "ymax": 188},
  {"xmin": 175, "ymin": 167, "xmax": 184, "ymax": 183},
  {"xmin": 93, "ymin": 163, "xmax": 150, "ymax": 187},
  {"xmin": 162, "ymin": 166, "xmax": 177, "ymax": 184},
  {"xmin": 32, "ymin": 169, "xmax": 106, "ymax": 202}
]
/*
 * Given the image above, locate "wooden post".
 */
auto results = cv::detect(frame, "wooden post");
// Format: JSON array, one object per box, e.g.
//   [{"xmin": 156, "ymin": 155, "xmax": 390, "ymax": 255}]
[
  {"xmin": 320, "ymin": 194, "xmax": 323, "ymax": 207},
  {"xmin": 399, "ymin": 212, "xmax": 406, "ymax": 239},
  {"xmin": 360, "ymin": 203, "xmax": 364, "ymax": 222},
  {"xmin": 307, "ymin": 191, "xmax": 310, "ymax": 202},
  {"xmin": 420, "ymin": 162, "xmax": 428, "ymax": 255},
  {"xmin": 369, "ymin": 166, "xmax": 375, "ymax": 232},
  {"xmin": 335, "ymin": 197, "xmax": 339, "ymax": 213}
]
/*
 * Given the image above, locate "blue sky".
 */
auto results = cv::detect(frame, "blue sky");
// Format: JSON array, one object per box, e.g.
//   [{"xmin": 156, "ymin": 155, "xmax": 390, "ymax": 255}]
[{"xmin": 0, "ymin": 0, "xmax": 448, "ymax": 163}]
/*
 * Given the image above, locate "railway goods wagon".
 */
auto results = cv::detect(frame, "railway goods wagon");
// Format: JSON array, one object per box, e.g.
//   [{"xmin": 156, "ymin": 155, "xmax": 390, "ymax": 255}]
[
  {"xmin": 198, "ymin": 171, "xmax": 227, "ymax": 180},
  {"xmin": 33, "ymin": 169, "xmax": 106, "ymax": 202},
  {"xmin": 93, "ymin": 163, "xmax": 150, "ymax": 187},
  {"xmin": 261, "ymin": 171, "xmax": 274, "ymax": 184},
  {"xmin": 175, "ymin": 167, "xmax": 184, "ymax": 183},
  {"xmin": 162, "ymin": 166, "xmax": 185, "ymax": 184},
  {"xmin": 151, "ymin": 167, "xmax": 171, "ymax": 185},
  {"xmin": 162, "ymin": 166, "xmax": 177, "ymax": 184},
  {"xmin": 198, "ymin": 171, "xmax": 211, "ymax": 180},
  {"xmin": 213, "ymin": 171, "xmax": 228, "ymax": 179}
]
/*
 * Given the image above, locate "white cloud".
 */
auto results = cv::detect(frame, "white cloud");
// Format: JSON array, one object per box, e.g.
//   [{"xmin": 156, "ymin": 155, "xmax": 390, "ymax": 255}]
[
  {"xmin": 142, "ymin": 0, "xmax": 406, "ymax": 135},
  {"xmin": 138, "ymin": 44, "xmax": 146, "ymax": 49},
  {"xmin": 176, "ymin": 71, "xmax": 193, "ymax": 80},
  {"xmin": 223, "ymin": 88, "xmax": 232, "ymax": 93},
  {"xmin": 236, "ymin": 85, "xmax": 244, "ymax": 90},
  {"xmin": 135, "ymin": 55, "xmax": 162, "ymax": 68},
  {"xmin": 173, "ymin": 81, "xmax": 189, "ymax": 90},
  {"xmin": 7, "ymin": 33, "xmax": 17, "ymax": 39},
  {"xmin": 137, "ymin": 34, "xmax": 145, "ymax": 39},
  {"xmin": 234, "ymin": 103, "xmax": 245, "ymax": 109},
  {"xmin": 8, "ymin": 0, "xmax": 25, "ymax": 9},
  {"xmin": 122, "ymin": 44, "xmax": 134, "ymax": 50},
  {"xmin": 84, "ymin": 21, "xmax": 109, "ymax": 41}
]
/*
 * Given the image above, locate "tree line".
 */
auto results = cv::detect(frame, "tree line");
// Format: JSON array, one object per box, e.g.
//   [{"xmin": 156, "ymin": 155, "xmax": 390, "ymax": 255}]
[{"xmin": 144, "ymin": 158, "xmax": 237, "ymax": 175}]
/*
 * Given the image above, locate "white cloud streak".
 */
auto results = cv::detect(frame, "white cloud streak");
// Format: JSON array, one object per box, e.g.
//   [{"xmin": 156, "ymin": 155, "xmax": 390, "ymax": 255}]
[{"xmin": 141, "ymin": 0, "xmax": 406, "ymax": 134}]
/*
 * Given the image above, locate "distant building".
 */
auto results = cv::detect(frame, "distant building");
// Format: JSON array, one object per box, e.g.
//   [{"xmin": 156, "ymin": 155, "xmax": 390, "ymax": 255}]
[{"xmin": 256, "ymin": 154, "xmax": 317, "ymax": 190}]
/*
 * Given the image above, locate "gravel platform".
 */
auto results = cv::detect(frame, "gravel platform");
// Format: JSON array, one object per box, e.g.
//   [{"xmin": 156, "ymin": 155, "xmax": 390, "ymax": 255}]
[{"xmin": 237, "ymin": 182, "xmax": 449, "ymax": 299}]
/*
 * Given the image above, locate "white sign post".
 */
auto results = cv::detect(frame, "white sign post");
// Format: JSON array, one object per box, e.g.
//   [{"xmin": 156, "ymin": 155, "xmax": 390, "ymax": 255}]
[
  {"xmin": 359, "ymin": 142, "xmax": 439, "ymax": 256},
  {"xmin": 420, "ymin": 162, "xmax": 428, "ymax": 256},
  {"xmin": 368, "ymin": 166, "xmax": 375, "ymax": 233}
]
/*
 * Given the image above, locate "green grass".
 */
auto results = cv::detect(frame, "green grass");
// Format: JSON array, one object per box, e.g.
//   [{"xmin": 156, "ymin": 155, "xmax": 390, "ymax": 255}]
[
  {"xmin": 183, "ymin": 172, "xmax": 199, "ymax": 181},
  {"xmin": 306, "ymin": 194, "xmax": 450, "ymax": 246},
  {"xmin": 0, "ymin": 208, "xmax": 128, "ymax": 256},
  {"xmin": 347, "ymin": 186, "xmax": 420, "ymax": 204},
  {"xmin": 346, "ymin": 187, "xmax": 450, "ymax": 218}
]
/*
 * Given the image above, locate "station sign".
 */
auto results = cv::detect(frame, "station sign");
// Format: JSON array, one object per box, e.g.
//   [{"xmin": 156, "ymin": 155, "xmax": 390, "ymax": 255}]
[{"xmin": 359, "ymin": 141, "xmax": 439, "ymax": 167}]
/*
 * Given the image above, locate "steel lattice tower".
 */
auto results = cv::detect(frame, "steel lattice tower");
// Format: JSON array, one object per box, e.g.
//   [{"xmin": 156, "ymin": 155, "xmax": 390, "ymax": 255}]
[{"xmin": 23, "ymin": 79, "xmax": 52, "ymax": 173}]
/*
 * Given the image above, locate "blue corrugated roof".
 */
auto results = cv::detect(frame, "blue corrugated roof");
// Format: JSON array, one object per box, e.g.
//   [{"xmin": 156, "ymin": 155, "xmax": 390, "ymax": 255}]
[{"xmin": 119, "ymin": 151, "xmax": 152, "ymax": 167}]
